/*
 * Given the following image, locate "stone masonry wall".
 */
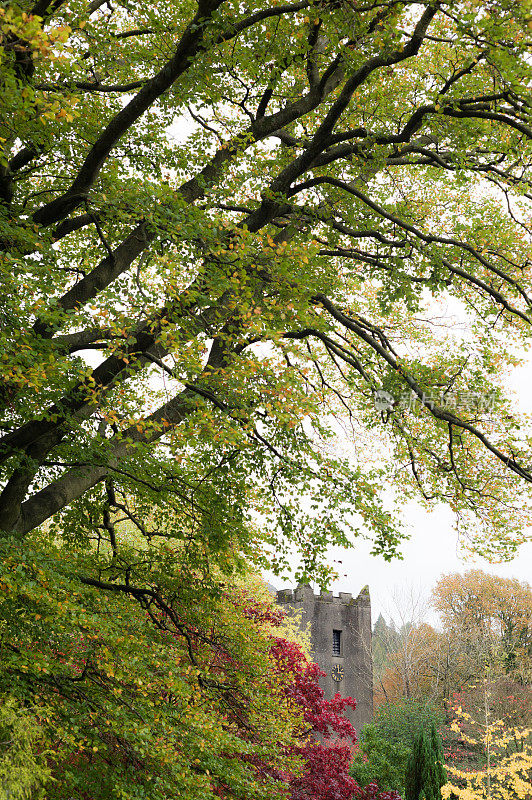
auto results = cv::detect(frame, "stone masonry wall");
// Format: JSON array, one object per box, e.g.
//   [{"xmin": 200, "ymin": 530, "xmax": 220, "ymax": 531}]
[{"xmin": 276, "ymin": 584, "xmax": 373, "ymax": 736}]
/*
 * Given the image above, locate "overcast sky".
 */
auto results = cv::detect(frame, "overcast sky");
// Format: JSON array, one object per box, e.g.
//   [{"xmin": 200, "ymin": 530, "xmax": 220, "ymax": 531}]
[{"xmin": 267, "ymin": 498, "xmax": 532, "ymax": 629}]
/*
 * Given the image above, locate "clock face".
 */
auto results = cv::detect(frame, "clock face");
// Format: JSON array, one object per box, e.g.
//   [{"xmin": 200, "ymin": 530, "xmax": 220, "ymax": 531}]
[{"xmin": 332, "ymin": 665, "xmax": 344, "ymax": 682}]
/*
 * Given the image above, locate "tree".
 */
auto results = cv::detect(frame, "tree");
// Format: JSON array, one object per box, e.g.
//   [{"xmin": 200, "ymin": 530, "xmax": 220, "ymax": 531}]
[
  {"xmin": 404, "ymin": 723, "xmax": 447, "ymax": 800},
  {"xmin": 0, "ymin": 537, "xmax": 296, "ymax": 798},
  {"xmin": 2, "ymin": 0, "xmax": 532, "ymax": 582},
  {"xmin": 269, "ymin": 636, "xmax": 359, "ymax": 800},
  {"xmin": 4, "ymin": 4, "xmax": 532, "ymax": 789},
  {"xmin": 0, "ymin": 533, "xmax": 358, "ymax": 798},
  {"xmin": 350, "ymin": 723, "xmax": 410, "ymax": 793},
  {"xmin": 373, "ymin": 699, "xmax": 444, "ymax": 750},
  {"xmin": 442, "ymin": 690, "xmax": 532, "ymax": 800},
  {"xmin": 373, "ymin": 614, "xmax": 399, "ymax": 679},
  {"xmin": 404, "ymin": 731, "xmax": 428, "ymax": 800},
  {"xmin": 375, "ymin": 622, "xmax": 444, "ymax": 706},
  {"xmin": 428, "ymin": 722, "xmax": 448, "ymax": 799},
  {"xmin": 432, "ymin": 571, "xmax": 532, "ymax": 680},
  {"xmin": 372, "ymin": 589, "xmax": 449, "ymax": 708}
]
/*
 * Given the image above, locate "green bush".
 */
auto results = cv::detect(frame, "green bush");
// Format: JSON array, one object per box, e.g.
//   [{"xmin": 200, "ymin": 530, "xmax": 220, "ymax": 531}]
[
  {"xmin": 374, "ymin": 699, "xmax": 444, "ymax": 749},
  {"xmin": 350, "ymin": 724, "xmax": 410, "ymax": 793}
]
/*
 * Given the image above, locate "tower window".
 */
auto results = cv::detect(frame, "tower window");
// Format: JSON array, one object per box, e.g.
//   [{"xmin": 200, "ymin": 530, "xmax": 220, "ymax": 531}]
[{"xmin": 332, "ymin": 629, "xmax": 342, "ymax": 655}]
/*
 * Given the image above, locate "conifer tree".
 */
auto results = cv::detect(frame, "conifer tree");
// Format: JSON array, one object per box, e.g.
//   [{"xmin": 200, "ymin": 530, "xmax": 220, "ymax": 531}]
[
  {"xmin": 405, "ymin": 723, "xmax": 447, "ymax": 800},
  {"xmin": 428, "ymin": 722, "xmax": 448, "ymax": 798},
  {"xmin": 405, "ymin": 728, "xmax": 428, "ymax": 800}
]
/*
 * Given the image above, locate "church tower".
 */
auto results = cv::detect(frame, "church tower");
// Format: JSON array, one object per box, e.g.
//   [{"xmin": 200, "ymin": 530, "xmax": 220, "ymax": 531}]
[{"xmin": 276, "ymin": 584, "xmax": 373, "ymax": 734}]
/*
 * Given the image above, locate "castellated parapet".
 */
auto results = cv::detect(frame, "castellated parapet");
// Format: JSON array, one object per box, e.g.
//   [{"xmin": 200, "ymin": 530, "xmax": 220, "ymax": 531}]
[{"xmin": 276, "ymin": 584, "xmax": 373, "ymax": 735}]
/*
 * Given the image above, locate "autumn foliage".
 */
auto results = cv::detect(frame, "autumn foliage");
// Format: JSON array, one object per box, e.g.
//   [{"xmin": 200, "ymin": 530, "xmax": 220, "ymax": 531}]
[
  {"xmin": 0, "ymin": 535, "xmax": 363, "ymax": 799},
  {"xmin": 441, "ymin": 685, "xmax": 532, "ymax": 800},
  {"xmin": 374, "ymin": 572, "xmax": 532, "ymax": 712},
  {"xmin": 269, "ymin": 637, "xmax": 358, "ymax": 800},
  {"xmin": 363, "ymin": 572, "xmax": 531, "ymax": 797},
  {"xmin": 3, "ymin": 0, "xmax": 532, "ymax": 794}
]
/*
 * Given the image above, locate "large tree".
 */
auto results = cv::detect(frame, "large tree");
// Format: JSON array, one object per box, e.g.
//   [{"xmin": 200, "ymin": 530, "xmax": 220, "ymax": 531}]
[
  {"xmin": 0, "ymin": 541, "xmax": 358, "ymax": 798},
  {"xmin": 2, "ymin": 0, "xmax": 532, "ymax": 576},
  {"xmin": 433, "ymin": 570, "xmax": 532, "ymax": 677}
]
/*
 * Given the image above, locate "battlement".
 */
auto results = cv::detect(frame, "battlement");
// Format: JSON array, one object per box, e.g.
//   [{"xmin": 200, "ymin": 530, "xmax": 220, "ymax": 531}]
[{"xmin": 276, "ymin": 583, "xmax": 370, "ymax": 605}]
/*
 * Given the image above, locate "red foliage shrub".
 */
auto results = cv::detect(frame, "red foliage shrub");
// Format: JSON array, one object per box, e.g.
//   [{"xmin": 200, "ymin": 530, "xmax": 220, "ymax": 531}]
[
  {"xmin": 353, "ymin": 782, "xmax": 404, "ymax": 800},
  {"xmin": 270, "ymin": 636, "xmax": 358, "ymax": 800}
]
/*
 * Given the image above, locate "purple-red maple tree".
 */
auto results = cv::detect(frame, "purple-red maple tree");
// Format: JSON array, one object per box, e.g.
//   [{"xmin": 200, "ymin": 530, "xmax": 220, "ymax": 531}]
[
  {"xmin": 353, "ymin": 784, "xmax": 404, "ymax": 800},
  {"xmin": 270, "ymin": 636, "xmax": 358, "ymax": 800},
  {"xmin": 233, "ymin": 594, "xmax": 405, "ymax": 800}
]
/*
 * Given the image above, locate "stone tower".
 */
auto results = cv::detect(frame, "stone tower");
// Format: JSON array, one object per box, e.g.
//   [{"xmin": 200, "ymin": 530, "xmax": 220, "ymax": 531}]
[{"xmin": 276, "ymin": 584, "xmax": 373, "ymax": 734}]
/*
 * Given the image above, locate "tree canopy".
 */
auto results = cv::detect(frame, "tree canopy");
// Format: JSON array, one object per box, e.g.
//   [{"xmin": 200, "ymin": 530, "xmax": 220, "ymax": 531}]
[
  {"xmin": 0, "ymin": 537, "xmax": 361, "ymax": 798},
  {"xmin": 433, "ymin": 569, "xmax": 532, "ymax": 677},
  {"xmin": 2, "ymin": 0, "xmax": 532, "ymax": 576}
]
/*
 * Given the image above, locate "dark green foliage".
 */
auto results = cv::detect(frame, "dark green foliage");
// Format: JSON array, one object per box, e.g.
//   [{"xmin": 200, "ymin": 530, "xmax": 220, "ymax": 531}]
[
  {"xmin": 404, "ymin": 724, "xmax": 447, "ymax": 800},
  {"xmin": 351, "ymin": 705, "xmax": 446, "ymax": 797},
  {"xmin": 374, "ymin": 700, "xmax": 445, "ymax": 749},
  {"xmin": 404, "ymin": 731, "xmax": 427, "ymax": 800},
  {"xmin": 429, "ymin": 723, "xmax": 448, "ymax": 794},
  {"xmin": 350, "ymin": 724, "xmax": 410, "ymax": 793}
]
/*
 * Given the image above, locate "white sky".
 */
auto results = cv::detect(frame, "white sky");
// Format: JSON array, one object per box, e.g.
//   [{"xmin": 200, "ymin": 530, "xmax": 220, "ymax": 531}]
[{"xmin": 267, "ymin": 500, "xmax": 532, "ymax": 629}]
